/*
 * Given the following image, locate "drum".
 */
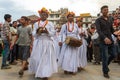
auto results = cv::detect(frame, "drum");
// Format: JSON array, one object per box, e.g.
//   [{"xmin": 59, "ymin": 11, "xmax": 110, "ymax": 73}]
[
  {"xmin": 36, "ymin": 27, "xmax": 47, "ymax": 35},
  {"xmin": 65, "ymin": 36, "xmax": 82, "ymax": 47}
]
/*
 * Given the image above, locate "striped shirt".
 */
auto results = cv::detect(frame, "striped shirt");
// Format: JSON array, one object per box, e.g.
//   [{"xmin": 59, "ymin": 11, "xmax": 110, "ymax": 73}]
[{"xmin": 1, "ymin": 21, "xmax": 11, "ymax": 40}]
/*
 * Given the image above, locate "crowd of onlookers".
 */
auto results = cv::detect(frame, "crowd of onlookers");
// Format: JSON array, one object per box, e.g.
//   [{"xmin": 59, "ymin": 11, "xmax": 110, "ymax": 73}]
[
  {"xmin": 111, "ymin": 7, "xmax": 120, "ymax": 64},
  {"xmin": 87, "ymin": 6, "xmax": 120, "ymax": 65},
  {"xmin": 0, "ymin": 14, "xmax": 33, "ymax": 70}
]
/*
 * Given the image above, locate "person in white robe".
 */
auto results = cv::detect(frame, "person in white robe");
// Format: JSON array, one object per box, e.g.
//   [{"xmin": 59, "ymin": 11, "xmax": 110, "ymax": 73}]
[
  {"xmin": 76, "ymin": 18, "xmax": 88, "ymax": 71},
  {"xmin": 58, "ymin": 12, "xmax": 80, "ymax": 75},
  {"xmin": 29, "ymin": 7, "xmax": 58, "ymax": 80},
  {"xmin": 53, "ymin": 26, "xmax": 61, "ymax": 60}
]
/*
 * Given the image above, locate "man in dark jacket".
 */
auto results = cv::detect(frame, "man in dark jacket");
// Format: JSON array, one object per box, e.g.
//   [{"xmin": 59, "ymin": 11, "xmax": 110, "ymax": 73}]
[{"xmin": 95, "ymin": 5, "xmax": 115, "ymax": 78}]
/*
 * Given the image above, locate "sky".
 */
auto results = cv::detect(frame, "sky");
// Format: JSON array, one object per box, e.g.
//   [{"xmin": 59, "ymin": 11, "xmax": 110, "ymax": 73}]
[{"xmin": 0, "ymin": 0, "xmax": 120, "ymax": 22}]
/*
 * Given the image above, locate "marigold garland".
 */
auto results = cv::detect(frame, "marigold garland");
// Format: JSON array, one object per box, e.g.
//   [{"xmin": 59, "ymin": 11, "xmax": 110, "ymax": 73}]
[{"xmin": 67, "ymin": 22, "xmax": 74, "ymax": 32}]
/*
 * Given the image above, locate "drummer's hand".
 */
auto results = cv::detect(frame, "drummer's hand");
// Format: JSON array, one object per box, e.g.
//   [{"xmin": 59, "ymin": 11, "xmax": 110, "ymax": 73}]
[
  {"xmin": 59, "ymin": 42, "xmax": 62, "ymax": 46},
  {"xmin": 36, "ymin": 27, "xmax": 40, "ymax": 33},
  {"xmin": 42, "ymin": 28, "xmax": 49, "ymax": 34},
  {"xmin": 45, "ymin": 28, "xmax": 49, "ymax": 34}
]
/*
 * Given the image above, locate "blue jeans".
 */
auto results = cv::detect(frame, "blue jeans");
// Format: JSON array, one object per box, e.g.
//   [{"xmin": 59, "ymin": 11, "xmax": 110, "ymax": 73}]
[
  {"xmin": 2, "ymin": 40, "xmax": 10, "ymax": 66},
  {"xmin": 100, "ymin": 43, "xmax": 115, "ymax": 74}
]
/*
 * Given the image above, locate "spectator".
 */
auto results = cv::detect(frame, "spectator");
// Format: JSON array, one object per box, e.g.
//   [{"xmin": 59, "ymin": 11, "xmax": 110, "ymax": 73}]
[
  {"xmin": 1, "ymin": 14, "xmax": 12, "ymax": 69},
  {"xmin": 95, "ymin": 5, "xmax": 115, "ymax": 78},
  {"xmin": 9, "ymin": 21, "xmax": 18, "ymax": 65},
  {"xmin": 12, "ymin": 16, "xmax": 33, "ymax": 76},
  {"xmin": 90, "ymin": 24, "xmax": 101, "ymax": 65}
]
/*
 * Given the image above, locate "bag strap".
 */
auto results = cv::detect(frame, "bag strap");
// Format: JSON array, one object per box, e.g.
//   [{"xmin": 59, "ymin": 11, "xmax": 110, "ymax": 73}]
[
  {"xmin": 66, "ymin": 24, "xmax": 67, "ymax": 37},
  {"xmin": 38, "ymin": 20, "xmax": 40, "ymax": 27}
]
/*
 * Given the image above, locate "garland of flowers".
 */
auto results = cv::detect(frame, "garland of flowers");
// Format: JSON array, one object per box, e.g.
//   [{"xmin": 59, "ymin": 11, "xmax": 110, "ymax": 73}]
[
  {"xmin": 67, "ymin": 22, "xmax": 74, "ymax": 32},
  {"xmin": 38, "ymin": 20, "xmax": 48, "ymax": 28}
]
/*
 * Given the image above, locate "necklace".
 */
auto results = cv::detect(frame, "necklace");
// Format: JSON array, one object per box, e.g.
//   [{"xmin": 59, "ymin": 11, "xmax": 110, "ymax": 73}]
[
  {"xmin": 67, "ymin": 22, "xmax": 74, "ymax": 32},
  {"xmin": 38, "ymin": 20, "xmax": 48, "ymax": 28}
]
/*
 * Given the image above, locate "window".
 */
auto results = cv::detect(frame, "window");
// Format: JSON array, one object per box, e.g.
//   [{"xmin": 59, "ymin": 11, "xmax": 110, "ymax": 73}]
[
  {"xmin": 50, "ymin": 15, "xmax": 54, "ymax": 18},
  {"xmin": 56, "ymin": 15, "xmax": 59, "ymax": 18}
]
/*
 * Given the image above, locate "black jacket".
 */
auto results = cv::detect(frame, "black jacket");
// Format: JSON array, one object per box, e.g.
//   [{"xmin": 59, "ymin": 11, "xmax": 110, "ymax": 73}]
[{"xmin": 95, "ymin": 16, "xmax": 114, "ymax": 44}]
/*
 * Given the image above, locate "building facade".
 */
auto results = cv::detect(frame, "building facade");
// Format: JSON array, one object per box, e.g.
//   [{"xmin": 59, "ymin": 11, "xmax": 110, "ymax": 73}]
[
  {"xmin": 48, "ymin": 8, "xmax": 68, "ymax": 27},
  {"xmin": 75, "ymin": 13, "xmax": 97, "ymax": 28}
]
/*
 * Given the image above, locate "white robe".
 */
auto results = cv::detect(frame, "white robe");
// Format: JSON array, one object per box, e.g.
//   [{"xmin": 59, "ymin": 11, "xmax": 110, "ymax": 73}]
[
  {"xmin": 78, "ymin": 28, "xmax": 88, "ymax": 68},
  {"xmin": 52, "ymin": 32, "xmax": 61, "ymax": 60},
  {"xmin": 58, "ymin": 23, "xmax": 80, "ymax": 72},
  {"xmin": 29, "ymin": 21, "xmax": 58, "ymax": 78}
]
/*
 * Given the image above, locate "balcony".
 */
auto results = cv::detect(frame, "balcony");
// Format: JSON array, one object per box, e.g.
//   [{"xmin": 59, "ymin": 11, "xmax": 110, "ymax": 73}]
[{"xmin": 47, "ymin": 17, "xmax": 60, "ymax": 21}]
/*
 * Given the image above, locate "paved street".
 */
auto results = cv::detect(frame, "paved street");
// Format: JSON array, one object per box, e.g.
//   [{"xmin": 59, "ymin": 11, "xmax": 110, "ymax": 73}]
[{"xmin": 0, "ymin": 57, "xmax": 120, "ymax": 80}]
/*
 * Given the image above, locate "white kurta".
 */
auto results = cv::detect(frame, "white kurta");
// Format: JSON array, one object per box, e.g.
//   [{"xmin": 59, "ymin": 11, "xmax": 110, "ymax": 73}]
[
  {"xmin": 52, "ymin": 32, "xmax": 61, "ymax": 60},
  {"xmin": 10, "ymin": 27, "xmax": 17, "ymax": 44},
  {"xmin": 78, "ymin": 28, "xmax": 88, "ymax": 68},
  {"xmin": 58, "ymin": 23, "xmax": 80, "ymax": 72},
  {"xmin": 29, "ymin": 21, "xmax": 58, "ymax": 78}
]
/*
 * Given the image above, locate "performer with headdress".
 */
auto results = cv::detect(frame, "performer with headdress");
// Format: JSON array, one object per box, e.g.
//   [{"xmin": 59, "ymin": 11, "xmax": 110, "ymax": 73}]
[
  {"xmin": 53, "ymin": 26, "xmax": 61, "ymax": 60},
  {"xmin": 29, "ymin": 7, "xmax": 58, "ymax": 80},
  {"xmin": 58, "ymin": 12, "xmax": 80, "ymax": 75},
  {"xmin": 76, "ymin": 17, "xmax": 88, "ymax": 71}
]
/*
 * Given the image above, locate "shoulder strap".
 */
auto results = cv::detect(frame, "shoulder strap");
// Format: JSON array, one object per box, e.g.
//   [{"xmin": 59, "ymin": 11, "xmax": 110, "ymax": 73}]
[
  {"xmin": 66, "ymin": 24, "xmax": 67, "ymax": 36},
  {"xmin": 38, "ymin": 20, "xmax": 40, "ymax": 27}
]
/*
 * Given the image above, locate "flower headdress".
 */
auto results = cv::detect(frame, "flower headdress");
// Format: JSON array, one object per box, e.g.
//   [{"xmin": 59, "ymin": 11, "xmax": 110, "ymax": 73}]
[
  {"xmin": 38, "ymin": 7, "xmax": 49, "ymax": 14},
  {"xmin": 66, "ymin": 11, "xmax": 75, "ymax": 18},
  {"xmin": 76, "ymin": 17, "xmax": 83, "ymax": 22}
]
